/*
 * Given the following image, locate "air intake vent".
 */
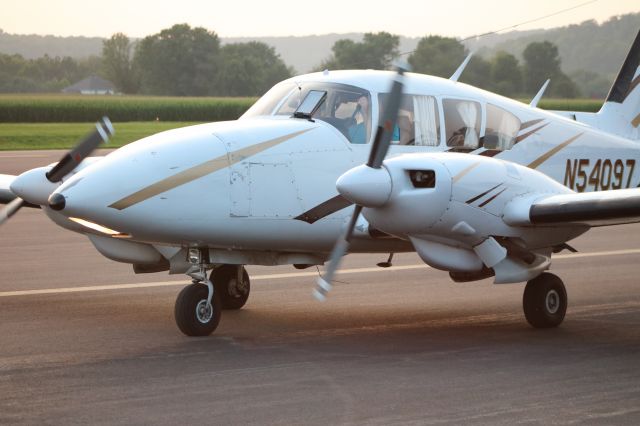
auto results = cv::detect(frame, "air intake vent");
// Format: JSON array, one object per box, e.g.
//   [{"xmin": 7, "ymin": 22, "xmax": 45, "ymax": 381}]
[{"xmin": 409, "ymin": 170, "xmax": 436, "ymax": 188}]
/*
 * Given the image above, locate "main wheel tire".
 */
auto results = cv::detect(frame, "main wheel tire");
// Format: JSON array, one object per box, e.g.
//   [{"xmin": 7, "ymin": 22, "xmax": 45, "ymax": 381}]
[
  {"xmin": 211, "ymin": 265, "xmax": 250, "ymax": 310},
  {"xmin": 523, "ymin": 273, "xmax": 567, "ymax": 329},
  {"xmin": 174, "ymin": 283, "xmax": 221, "ymax": 336}
]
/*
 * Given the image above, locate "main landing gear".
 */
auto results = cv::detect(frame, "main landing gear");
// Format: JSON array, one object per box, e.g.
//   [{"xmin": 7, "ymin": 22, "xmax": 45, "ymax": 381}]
[
  {"xmin": 211, "ymin": 265, "xmax": 250, "ymax": 310},
  {"xmin": 522, "ymin": 272, "xmax": 567, "ymax": 328},
  {"xmin": 174, "ymin": 263, "xmax": 251, "ymax": 337}
]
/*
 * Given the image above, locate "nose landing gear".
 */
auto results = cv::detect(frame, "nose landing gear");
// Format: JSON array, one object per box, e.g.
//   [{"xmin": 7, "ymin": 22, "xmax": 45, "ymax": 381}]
[
  {"xmin": 174, "ymin": 275, "xmax": 222, "ymax": 337},
  {"xmin": 174, "ymin": 257, "xmax": 251, "ymax": 336}
]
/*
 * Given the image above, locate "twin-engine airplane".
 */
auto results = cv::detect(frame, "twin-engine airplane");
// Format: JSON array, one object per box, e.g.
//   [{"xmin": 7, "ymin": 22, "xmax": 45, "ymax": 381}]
[{"xmin": 2, "ymin": 31, "xmax": 640, "ymax": 336}]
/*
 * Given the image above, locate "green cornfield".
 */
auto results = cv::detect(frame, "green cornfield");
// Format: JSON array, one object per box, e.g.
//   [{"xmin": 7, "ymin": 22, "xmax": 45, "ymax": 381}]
[
  {"xmin": 535, "ymin": 98, "xmax": 603, "ymax": 112},
  {"xmin": 0, "ymin": 95, "xmax": 257, "ymax": 123},
  {"xmin": 0, "ymin": 94, "xmax": 603, "ymax": 123}
]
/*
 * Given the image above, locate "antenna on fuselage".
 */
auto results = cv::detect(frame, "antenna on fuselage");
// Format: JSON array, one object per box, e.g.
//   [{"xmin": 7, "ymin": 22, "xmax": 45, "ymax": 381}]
[
  {"xmin": 450, "ymin": 53, "xmax": 473, "ymax": 82},
  {"xmin": 530, "ymin": 79, "xmax": 550, "ymax": 108}
]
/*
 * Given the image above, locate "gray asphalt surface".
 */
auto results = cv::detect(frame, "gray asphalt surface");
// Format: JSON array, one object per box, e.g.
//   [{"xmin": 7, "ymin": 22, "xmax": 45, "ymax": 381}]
[{"xmin": 1, "ymin": 151, "xmax": 640, "ymax": 425}]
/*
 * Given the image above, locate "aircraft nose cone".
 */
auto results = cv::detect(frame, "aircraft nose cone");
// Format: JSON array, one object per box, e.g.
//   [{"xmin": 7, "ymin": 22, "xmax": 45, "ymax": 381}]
[
  {"xmin": 336, "ymin": 165, "xmax": 392, "ymax": 207},
  {"xmin": 48, "ymin": 192, "xmax": 66, "ymax": 211}
]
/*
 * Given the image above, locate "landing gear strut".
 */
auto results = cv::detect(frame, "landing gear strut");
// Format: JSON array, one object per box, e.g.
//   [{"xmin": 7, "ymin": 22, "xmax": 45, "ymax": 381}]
[
  {"xmin": 523, "ymin": 272, "xmax": 567, "ymax": 328},
  {"xmin": 174, "ymin": 250, "xmax": 252, "ymax": 336},
  {"xmin": 174, "ymin": 248, "xmax": 222, "ymax": 336},
  {"xmin": 175, "ymin": 276, "xmax": 221, "ymax": 337}
]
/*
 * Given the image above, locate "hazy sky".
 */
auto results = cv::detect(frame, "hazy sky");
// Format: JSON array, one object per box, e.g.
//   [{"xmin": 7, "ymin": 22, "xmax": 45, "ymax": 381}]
[{"xmin": 1, "ymin": 0, "xmax": 638, "ymax": 39}]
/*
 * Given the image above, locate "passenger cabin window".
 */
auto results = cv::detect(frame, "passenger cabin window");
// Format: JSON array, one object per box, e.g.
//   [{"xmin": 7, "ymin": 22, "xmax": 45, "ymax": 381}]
[
  {"xmin": 483, "ymin": 104, "xmax": 521, "ymax": 151},
  {"xmin": 377, "ymin": 94, "xmax": 440, "ymax": 146},
  {"xmin": 443, "ymin": 99, "xmax": 481, "ymax": 149}
]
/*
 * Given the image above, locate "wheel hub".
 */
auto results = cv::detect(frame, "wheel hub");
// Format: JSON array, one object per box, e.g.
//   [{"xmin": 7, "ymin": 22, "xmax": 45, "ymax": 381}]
[
  {"xmin": 195, "ymin": 299, "xmax": 213, "ymax": 323},
  {"xmin": 545, "ymin": 289, "xmax": 560, "ymax": 314},
  {"xmin": 228, "ymin": 278, "xmax": 248, "ymax": 298}
]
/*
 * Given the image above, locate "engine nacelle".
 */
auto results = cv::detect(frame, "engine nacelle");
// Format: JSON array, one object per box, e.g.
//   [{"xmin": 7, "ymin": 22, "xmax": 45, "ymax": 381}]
[
  {"xmin": 345, "ymin": 152, "xmax": 580, "ymax": 283},
  {"xmin": 359, "ymin": 155, "xmax": 453, "ymax": 238}
]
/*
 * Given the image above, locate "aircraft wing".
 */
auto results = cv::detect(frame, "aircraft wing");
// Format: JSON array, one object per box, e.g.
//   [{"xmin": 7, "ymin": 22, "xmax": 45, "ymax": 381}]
[
  {"xmin": 512, "ymin": 188, "xmax": 640, "ymax": 227},
  {"xmin": 0, "ymin": 174, "xmax": 17, "ymax": 204}
]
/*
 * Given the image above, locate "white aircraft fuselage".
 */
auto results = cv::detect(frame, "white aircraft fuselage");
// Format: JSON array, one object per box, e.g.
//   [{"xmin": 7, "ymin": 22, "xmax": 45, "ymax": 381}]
[
  {"xmin": 3, "ymin": 36, "xmax": 640, "ymax": 335},
  {"xmin": 45, "ymin": 71, "xmax": 639, "ymax": 261}
]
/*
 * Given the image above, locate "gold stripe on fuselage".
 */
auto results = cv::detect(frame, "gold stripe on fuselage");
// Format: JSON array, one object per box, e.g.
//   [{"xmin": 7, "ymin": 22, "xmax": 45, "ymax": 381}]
[
  {"xmin": 109, "ymin": 128, "xmax": 314, "ymax": 210},
  {"xmin": 527, "ymin": 133, "xmax": 584, "ymax": 169},
  {"xmin": 452, "ymin": 162, "xmax": 480, "ymax": 183}
]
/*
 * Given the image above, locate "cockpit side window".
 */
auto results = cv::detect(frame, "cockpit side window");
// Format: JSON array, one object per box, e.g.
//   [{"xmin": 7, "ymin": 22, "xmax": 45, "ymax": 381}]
[
  {"xmin": 483, "ymin": 104, "xmax": 521, "ymax": 151},
  {"xmin": 443, "ymin": 99, "xmax": 481, "ymax": 149},
  {"xmin": 241, "ymin": 80, "xmax": 372, "ymax": 143},
  {"xmin": 274, "ymin": 82, "xmax": 372, "ymax": 144}
]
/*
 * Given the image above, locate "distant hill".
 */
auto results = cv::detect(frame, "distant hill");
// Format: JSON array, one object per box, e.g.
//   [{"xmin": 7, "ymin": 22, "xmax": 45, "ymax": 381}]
[
  {"xmin": 0, "ymin": 30, "xmax": 103, "ymax": 59},
  {"xmin": 1, "ymin": 12, "xmax": 638, "ymax": 76},
  {"xmin": 223, "ymin": 34, "xmax": 422, "ymax": 73},
  {"xmin": 469, "ymin": 13, "xmax": 640, "ymax": 77}
]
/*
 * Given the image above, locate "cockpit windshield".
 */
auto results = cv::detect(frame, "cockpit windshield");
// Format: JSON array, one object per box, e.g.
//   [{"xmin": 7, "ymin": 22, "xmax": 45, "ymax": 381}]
[
  {"xmin": 240, "ymin": 82, "xmax": 297, "ymax": 119},
  {"xmin": 241, "ymin": 81, "xmax": 372, "ymax": 144}
]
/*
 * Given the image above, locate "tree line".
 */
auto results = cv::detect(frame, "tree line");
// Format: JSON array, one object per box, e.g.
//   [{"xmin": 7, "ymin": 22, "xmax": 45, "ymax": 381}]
[
  {"xmin": 318, "ymin": 32, "xmax": 581, "ymax": 98},
  {"xmin": 0, "ymin": 24, "xmax": 586, "ymax": 98},
  {"xmin": 0, "ymin": 24, "xmax": 294, "ymax": 96}
]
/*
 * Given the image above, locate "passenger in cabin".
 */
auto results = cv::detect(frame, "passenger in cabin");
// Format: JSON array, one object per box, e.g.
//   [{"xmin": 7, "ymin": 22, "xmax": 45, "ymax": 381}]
[
  {"xmin": 443, "ymin": 99, "xmax": 481, "ymax": 149},
  {"xmin": 397, "ymin": 113, "xmax": 414, "ymax": 145},
  {"xmin": 376, "ymin": 98, "xmax": 402, "ymax": 144}
]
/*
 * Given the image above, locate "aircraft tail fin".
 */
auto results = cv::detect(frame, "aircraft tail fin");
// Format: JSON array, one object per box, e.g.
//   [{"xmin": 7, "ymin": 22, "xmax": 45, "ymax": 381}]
[{"xmin": 596, "ymin": 30, "xmax": 640, "ymax": 140}]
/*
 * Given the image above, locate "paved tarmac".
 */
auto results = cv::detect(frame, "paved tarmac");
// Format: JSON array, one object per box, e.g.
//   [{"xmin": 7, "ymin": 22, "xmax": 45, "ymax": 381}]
[{"xmin": 1, "ymin": 151, "xmax": 640, "ymax": 425}]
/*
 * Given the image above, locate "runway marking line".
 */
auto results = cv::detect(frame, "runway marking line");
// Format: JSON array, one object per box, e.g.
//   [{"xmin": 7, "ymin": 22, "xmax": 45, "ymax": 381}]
[
  {"xmin": 1, "ymin": 248, "xmax": 639, "ymax": 298},
  {"xmin": 0, "ymin": 154, "xmax": 49, "ymax": 158}
]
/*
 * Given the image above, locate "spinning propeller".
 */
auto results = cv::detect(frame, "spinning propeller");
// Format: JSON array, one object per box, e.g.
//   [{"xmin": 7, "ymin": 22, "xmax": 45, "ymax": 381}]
[
  {"xmin": 0, "ymin": 117, "xmax": 114, "ymax": 225},
  {"xmin": 314, "ymin": 67, "xmax": 406, "ymax": 300}
]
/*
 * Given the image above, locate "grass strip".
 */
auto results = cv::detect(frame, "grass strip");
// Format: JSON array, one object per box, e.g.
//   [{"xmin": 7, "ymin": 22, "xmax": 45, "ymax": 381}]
[{"xmin": 0, "ymin": 121, "xmax": 203, "ymax": 150}]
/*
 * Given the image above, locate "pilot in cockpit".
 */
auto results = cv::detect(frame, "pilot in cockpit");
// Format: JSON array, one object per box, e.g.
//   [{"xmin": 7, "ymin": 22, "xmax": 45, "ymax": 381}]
[{"xmin": 348, "ymin": 95, "xmax": 371, "ymax": 144}]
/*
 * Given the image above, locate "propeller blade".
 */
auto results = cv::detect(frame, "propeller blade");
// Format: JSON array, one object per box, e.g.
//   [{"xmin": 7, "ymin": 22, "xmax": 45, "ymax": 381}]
[
  {"xmin": 313, "ymin": 67, "xmax": 406, "ymax": 300},
  {"xmin": 46, "ymin": 117, "xmax": 114, "ymax": 183},
  {"xmin": 367, "ymin": 67, "xmax": 406, "ymax": 169},
  {"xmin": 0, "ymin": 197, "xmax": 25, "ymax": 225},
  {"xmin": 314, "ymin": 205, "xmax": 363, "ymax": 300}
]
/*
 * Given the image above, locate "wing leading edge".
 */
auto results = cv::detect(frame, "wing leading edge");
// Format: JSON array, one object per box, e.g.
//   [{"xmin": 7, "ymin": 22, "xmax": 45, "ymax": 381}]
[{"xmin": 528, "ymin": 188, "xmax": 640, "ymax": 227}]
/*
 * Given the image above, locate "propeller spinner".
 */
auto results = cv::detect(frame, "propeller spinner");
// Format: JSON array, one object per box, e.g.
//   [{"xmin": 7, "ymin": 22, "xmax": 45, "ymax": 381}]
[{"xmin": 0, "ymin": 117, "xmax": 114, "ymax": 225}]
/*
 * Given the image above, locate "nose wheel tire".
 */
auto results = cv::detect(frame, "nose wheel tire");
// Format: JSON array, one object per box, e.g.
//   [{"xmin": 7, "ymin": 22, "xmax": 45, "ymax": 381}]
[
  {"xmin": 211, "ymin": 265, "xmax": 251, "ymax": 310},
  {"xmin": 523, "ymin": 272, "xmax": 567, "ymax": 329},
  {"xmin": 175, "ymin": 283, "xmax": 221, "ymax": 336}
]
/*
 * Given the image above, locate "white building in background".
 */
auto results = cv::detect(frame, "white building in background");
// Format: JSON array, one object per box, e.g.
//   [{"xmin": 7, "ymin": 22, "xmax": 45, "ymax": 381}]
[{"xmin": 62, "ymin": 75, "xmax": 117, "ymax": 95}]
